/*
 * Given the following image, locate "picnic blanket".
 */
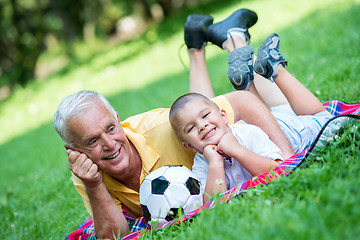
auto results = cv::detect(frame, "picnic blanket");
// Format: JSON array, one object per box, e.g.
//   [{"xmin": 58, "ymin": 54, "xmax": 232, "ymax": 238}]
[{"xmin": 66, "ymin": 100, "xmax": 360, "ymax": 240}]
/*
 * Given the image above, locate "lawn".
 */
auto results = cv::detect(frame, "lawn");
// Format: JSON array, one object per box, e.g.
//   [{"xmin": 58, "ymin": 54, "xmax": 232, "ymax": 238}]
[{"xmin": 0, "ymin": 0, "xmax": 359, "ymax": 239}]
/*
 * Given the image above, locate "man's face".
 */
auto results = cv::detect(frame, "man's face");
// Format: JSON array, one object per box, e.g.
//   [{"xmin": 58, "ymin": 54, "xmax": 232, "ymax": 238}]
[
  {"xmin": 176, "ymin": 98, "xmax": 229, "ymax": 153},
  {"xmin": 67, "ymin": 101, "xmax": 133, "ymax": 178}
]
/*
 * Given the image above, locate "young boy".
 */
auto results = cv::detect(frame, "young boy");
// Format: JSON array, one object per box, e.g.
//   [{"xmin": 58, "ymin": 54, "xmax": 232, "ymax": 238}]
[{"xmin": 169, "ymin": 33, "xmax": 333, "ymax": 203}]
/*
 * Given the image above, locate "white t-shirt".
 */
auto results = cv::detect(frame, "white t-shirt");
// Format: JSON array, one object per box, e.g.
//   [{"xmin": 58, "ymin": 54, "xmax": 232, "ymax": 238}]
[{"xmin": 192, "ymin": 123, "xmax": 283, "ymax": 193}]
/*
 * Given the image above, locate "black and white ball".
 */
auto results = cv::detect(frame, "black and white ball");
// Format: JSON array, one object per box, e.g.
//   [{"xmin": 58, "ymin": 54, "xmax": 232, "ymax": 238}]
[{"xmin": 140, "ymin": 165, "xmax": 203, "ymax": 227}]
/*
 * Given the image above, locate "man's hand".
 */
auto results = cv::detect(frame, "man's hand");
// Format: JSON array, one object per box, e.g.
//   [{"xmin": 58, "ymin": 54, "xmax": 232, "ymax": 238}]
[{"xmin": 67, "ymin": 149, "xmax": 103, "ymax": 188}]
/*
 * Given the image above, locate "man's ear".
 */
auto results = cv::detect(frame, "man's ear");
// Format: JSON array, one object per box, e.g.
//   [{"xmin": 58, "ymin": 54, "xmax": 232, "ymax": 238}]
[
  {"xmin": 182, "ymin": 142, "xmax": 197, "ymax": 152},
  {"xmin": 64, "ymin": 144, "xmax": 72, "ymax": 150},
  {"xmin": 64, "ymin": 145, "xmax": 74, "ymax": 156},
  {"xmin": 220, "ymin": 109, "xmax": 230, "ymax": 124},
  {"xmin": 116, "ymin": 112, "xmax": 121, "ymax": 123}
]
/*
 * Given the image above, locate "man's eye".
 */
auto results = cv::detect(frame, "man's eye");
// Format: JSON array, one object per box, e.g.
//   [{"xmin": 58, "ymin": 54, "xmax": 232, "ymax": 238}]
[
  {"xmin": 109, "ymin": 125, "xmax": 118, "ymax": 134},
  {"xmin": 89, "ymin": 139, "xmax": 97, "ymax": 146}
]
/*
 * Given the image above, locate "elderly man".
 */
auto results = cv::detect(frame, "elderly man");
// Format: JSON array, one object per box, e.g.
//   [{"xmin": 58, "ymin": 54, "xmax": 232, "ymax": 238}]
[{"xmin": 54, "ymin": 9, "xmax": 293, "ymax": 239}]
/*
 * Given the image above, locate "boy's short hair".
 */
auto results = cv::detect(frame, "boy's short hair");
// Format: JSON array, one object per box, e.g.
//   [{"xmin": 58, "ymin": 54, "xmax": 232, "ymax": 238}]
[{"xmin": 169, "ymin": 93, "xmax": 218, "ymax": 138}]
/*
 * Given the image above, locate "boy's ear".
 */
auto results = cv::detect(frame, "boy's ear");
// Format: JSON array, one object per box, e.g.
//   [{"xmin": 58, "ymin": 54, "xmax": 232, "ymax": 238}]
[
  {"xmin": 220, "ymin": 109, "xmax": 230, "ymax": 124},
  {"xmin": 182, "ymin": 142, "xmax": 197, "ymax": 152}
]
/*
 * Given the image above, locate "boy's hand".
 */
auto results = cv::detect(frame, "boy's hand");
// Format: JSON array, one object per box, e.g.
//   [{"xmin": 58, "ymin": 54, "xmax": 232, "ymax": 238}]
[
  {"xmin": 217, "ymin": 132, "xmax": 244, "ymax": 158},
  {"xmin": 67, "ymin": 149, "xmax": 103, "ymax": 188},
  {"xmin": 203, "ymin": 145, "xmax": 227, "ymax": 203},
  {"xmin": 203, "ymin": 145, "xmax": 224, "ymax": 165}
]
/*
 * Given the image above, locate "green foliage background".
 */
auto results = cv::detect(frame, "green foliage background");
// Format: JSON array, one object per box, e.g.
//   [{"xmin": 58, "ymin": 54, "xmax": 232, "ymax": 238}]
[{"xmin": 0, "ymin": 0, "xmax": 359, "ymax": 239}]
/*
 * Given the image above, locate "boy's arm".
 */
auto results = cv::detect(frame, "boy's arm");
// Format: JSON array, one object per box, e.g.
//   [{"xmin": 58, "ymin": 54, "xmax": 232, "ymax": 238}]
[
  {"xmin": 224, "ymin": 91, "xmax": 294, "ymax": 159},
  {"xmin": 217, "ymin": 132, "xmax": 281, "ymax": 177},
  {"xmin": 202, "ymin": 145, "xmax": 227, "ymax": 203}
]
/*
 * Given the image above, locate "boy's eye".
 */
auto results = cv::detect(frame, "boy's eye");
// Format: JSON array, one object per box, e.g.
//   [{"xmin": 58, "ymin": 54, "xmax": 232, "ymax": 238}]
[
  {"xmin": 203, "ymin": 112, "xmax": 210, "ymax": 118},
  {"xmin": 187, "ymin": 125, "xmax": 194, "ymax": 133}
]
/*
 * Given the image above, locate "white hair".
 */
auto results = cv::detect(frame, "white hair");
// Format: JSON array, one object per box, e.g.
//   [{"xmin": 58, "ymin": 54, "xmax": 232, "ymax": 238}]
[{"xmin": 53, "ymin": 90, "xmax": 117, "ymax": 147}]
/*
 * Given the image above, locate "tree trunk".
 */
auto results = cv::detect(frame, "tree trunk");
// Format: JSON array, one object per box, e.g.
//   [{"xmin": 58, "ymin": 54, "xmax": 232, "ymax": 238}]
[
  {"xmin": 157, "ymin": 0, "xmax": 173, "ymax": 17},
  {"xmin": 138, "ymin": 0, "xmax": 153, "ymax": 21}
]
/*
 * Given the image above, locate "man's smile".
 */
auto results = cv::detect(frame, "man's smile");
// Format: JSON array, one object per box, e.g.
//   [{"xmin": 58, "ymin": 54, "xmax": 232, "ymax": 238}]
[{"xmin": 104, "ymin": 148, "xmax": 121, "ymax": 160}]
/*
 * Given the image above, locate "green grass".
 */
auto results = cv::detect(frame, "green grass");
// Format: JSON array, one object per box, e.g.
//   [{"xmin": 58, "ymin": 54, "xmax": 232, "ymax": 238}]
[{"xmin": 0, "ymin": 0, "xmax": 359, "ymax": 239}]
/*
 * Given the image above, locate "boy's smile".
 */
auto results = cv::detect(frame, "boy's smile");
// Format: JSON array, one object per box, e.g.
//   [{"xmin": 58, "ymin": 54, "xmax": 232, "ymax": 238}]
[{"xmin": 176, "ymin": 98, "xmax": 230, "ymax": 153}]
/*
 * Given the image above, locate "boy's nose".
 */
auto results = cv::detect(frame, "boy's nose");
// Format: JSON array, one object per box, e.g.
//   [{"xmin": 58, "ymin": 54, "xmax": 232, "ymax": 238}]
[{"xmin": 199, "ymin": 122, "xmax": 208, "ymax": 132}]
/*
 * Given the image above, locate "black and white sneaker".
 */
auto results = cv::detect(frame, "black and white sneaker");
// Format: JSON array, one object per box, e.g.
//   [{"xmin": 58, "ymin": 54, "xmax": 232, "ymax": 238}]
[
  {"xmin": 184, "ymin": 14, "xmax": 214, "ymax": 49},
  {"xmin": 254, "ymin": 33, "xmax": 288, "ymax": 82},
  {"xmin": 227, "ymin": 46, "xmax": 254, "ymax": 90}
]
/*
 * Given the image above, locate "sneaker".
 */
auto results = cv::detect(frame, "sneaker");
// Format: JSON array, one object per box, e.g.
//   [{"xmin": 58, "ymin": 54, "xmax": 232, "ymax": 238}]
[
  {"xmin": 227, "ymin": 46, "xmax": 254, "ymax": 90},
  {"xmin": 254, "ymin": 33, "xmax": 288, "ymax": 82},
  {"xmin": 205, "ymin": 8, "xmax": 258, "ymax": 49},
  {"xmin": 184, "ymin": 14, "xmax": 214, "ymax": 49}
]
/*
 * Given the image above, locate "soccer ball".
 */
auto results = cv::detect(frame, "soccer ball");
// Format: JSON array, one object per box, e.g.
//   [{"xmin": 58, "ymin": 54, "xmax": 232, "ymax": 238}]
[{"xmin": 140, "ymin": 165, "xmax": 203, "ymax": 227}]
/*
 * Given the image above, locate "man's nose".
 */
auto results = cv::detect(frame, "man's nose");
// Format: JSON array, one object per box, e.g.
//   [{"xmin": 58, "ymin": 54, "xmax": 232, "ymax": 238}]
[{"xmin": 102, "ymin": 134, "xmax": 116, "ymax": 149}]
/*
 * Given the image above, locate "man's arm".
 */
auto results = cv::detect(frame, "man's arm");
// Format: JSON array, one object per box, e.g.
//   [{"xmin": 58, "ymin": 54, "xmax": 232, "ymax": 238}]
[
  {"xmin": 67, "ymin": 150, "xmax": 129, "ymax": 239},
  {"xmin": 224, "ymin": 91, "xmax": 294, "ymax": 159},
  {"xmin": 86, "ymin": 181, "xmax": 129, "ymax": 239}
]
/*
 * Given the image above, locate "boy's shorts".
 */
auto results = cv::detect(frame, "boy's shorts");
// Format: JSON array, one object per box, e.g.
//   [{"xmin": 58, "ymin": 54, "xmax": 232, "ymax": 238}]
[{"xmin": 271, "ymin": 104, "xmax": 333, "ymax": 154}]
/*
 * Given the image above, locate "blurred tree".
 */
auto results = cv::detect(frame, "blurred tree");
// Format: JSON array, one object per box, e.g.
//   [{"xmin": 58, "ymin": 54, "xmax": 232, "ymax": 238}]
[
  {"xmin": 138, "ymin": 0, "xmax": 153, "ymax": 20},
  {"xmin": 0, "ymin": 0, "xmax": 47, "ymax": 88},
  {"xmin": 49, "ymin": 0, "xmax": 84, "ymax": 43},
  {"xmin": 0, "ymin": 0, "xmax": 216, "ymax": 94},
  {"xmin": 0, "ymin": 0, "xmax": 104, "ymax": 89},
  {"xmin": 48, "ymin": 0, "xmax": 103, "ymax": 58},
  {"xmin": 157, "ymin": 0, "xmax": 174, "ymax": 17}
]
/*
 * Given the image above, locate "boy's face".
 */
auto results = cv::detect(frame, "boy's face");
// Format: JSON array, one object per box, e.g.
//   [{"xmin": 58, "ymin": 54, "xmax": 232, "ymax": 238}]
[{"xmin": 175, "ymin": 98, "xmax": 229, "ymax": 153}]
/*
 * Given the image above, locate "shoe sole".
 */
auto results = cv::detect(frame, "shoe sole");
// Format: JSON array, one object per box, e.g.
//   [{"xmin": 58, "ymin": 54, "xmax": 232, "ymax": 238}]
[
  {"xmin": 228, "ymin": 46, "xmax": 254, "ymax": 90},
  {"xmin": 254, "ymin": 33, "xmax": 287, "ymax": 81}
]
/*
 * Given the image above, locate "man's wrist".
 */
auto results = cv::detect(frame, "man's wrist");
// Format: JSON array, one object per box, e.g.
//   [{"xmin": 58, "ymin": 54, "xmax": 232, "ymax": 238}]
[{"xmin": 85, "ymin": 179, "xmax": 105, "ymax": 193}]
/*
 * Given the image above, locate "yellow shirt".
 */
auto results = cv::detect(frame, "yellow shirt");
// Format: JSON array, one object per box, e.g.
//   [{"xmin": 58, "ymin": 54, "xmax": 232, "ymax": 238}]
[{"xmin": 72, "ymin": 95, "xmax": 234, "ymax": 218}]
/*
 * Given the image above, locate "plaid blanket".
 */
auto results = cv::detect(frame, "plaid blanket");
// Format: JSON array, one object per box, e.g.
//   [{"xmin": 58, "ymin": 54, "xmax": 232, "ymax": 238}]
[
  {"xmin": 66, "ymin": 100, "xmax": 360, "ymax": 240},
  {"xmin": 66, "ymin": 209, "xmax": 150, "ymax": 240}
]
